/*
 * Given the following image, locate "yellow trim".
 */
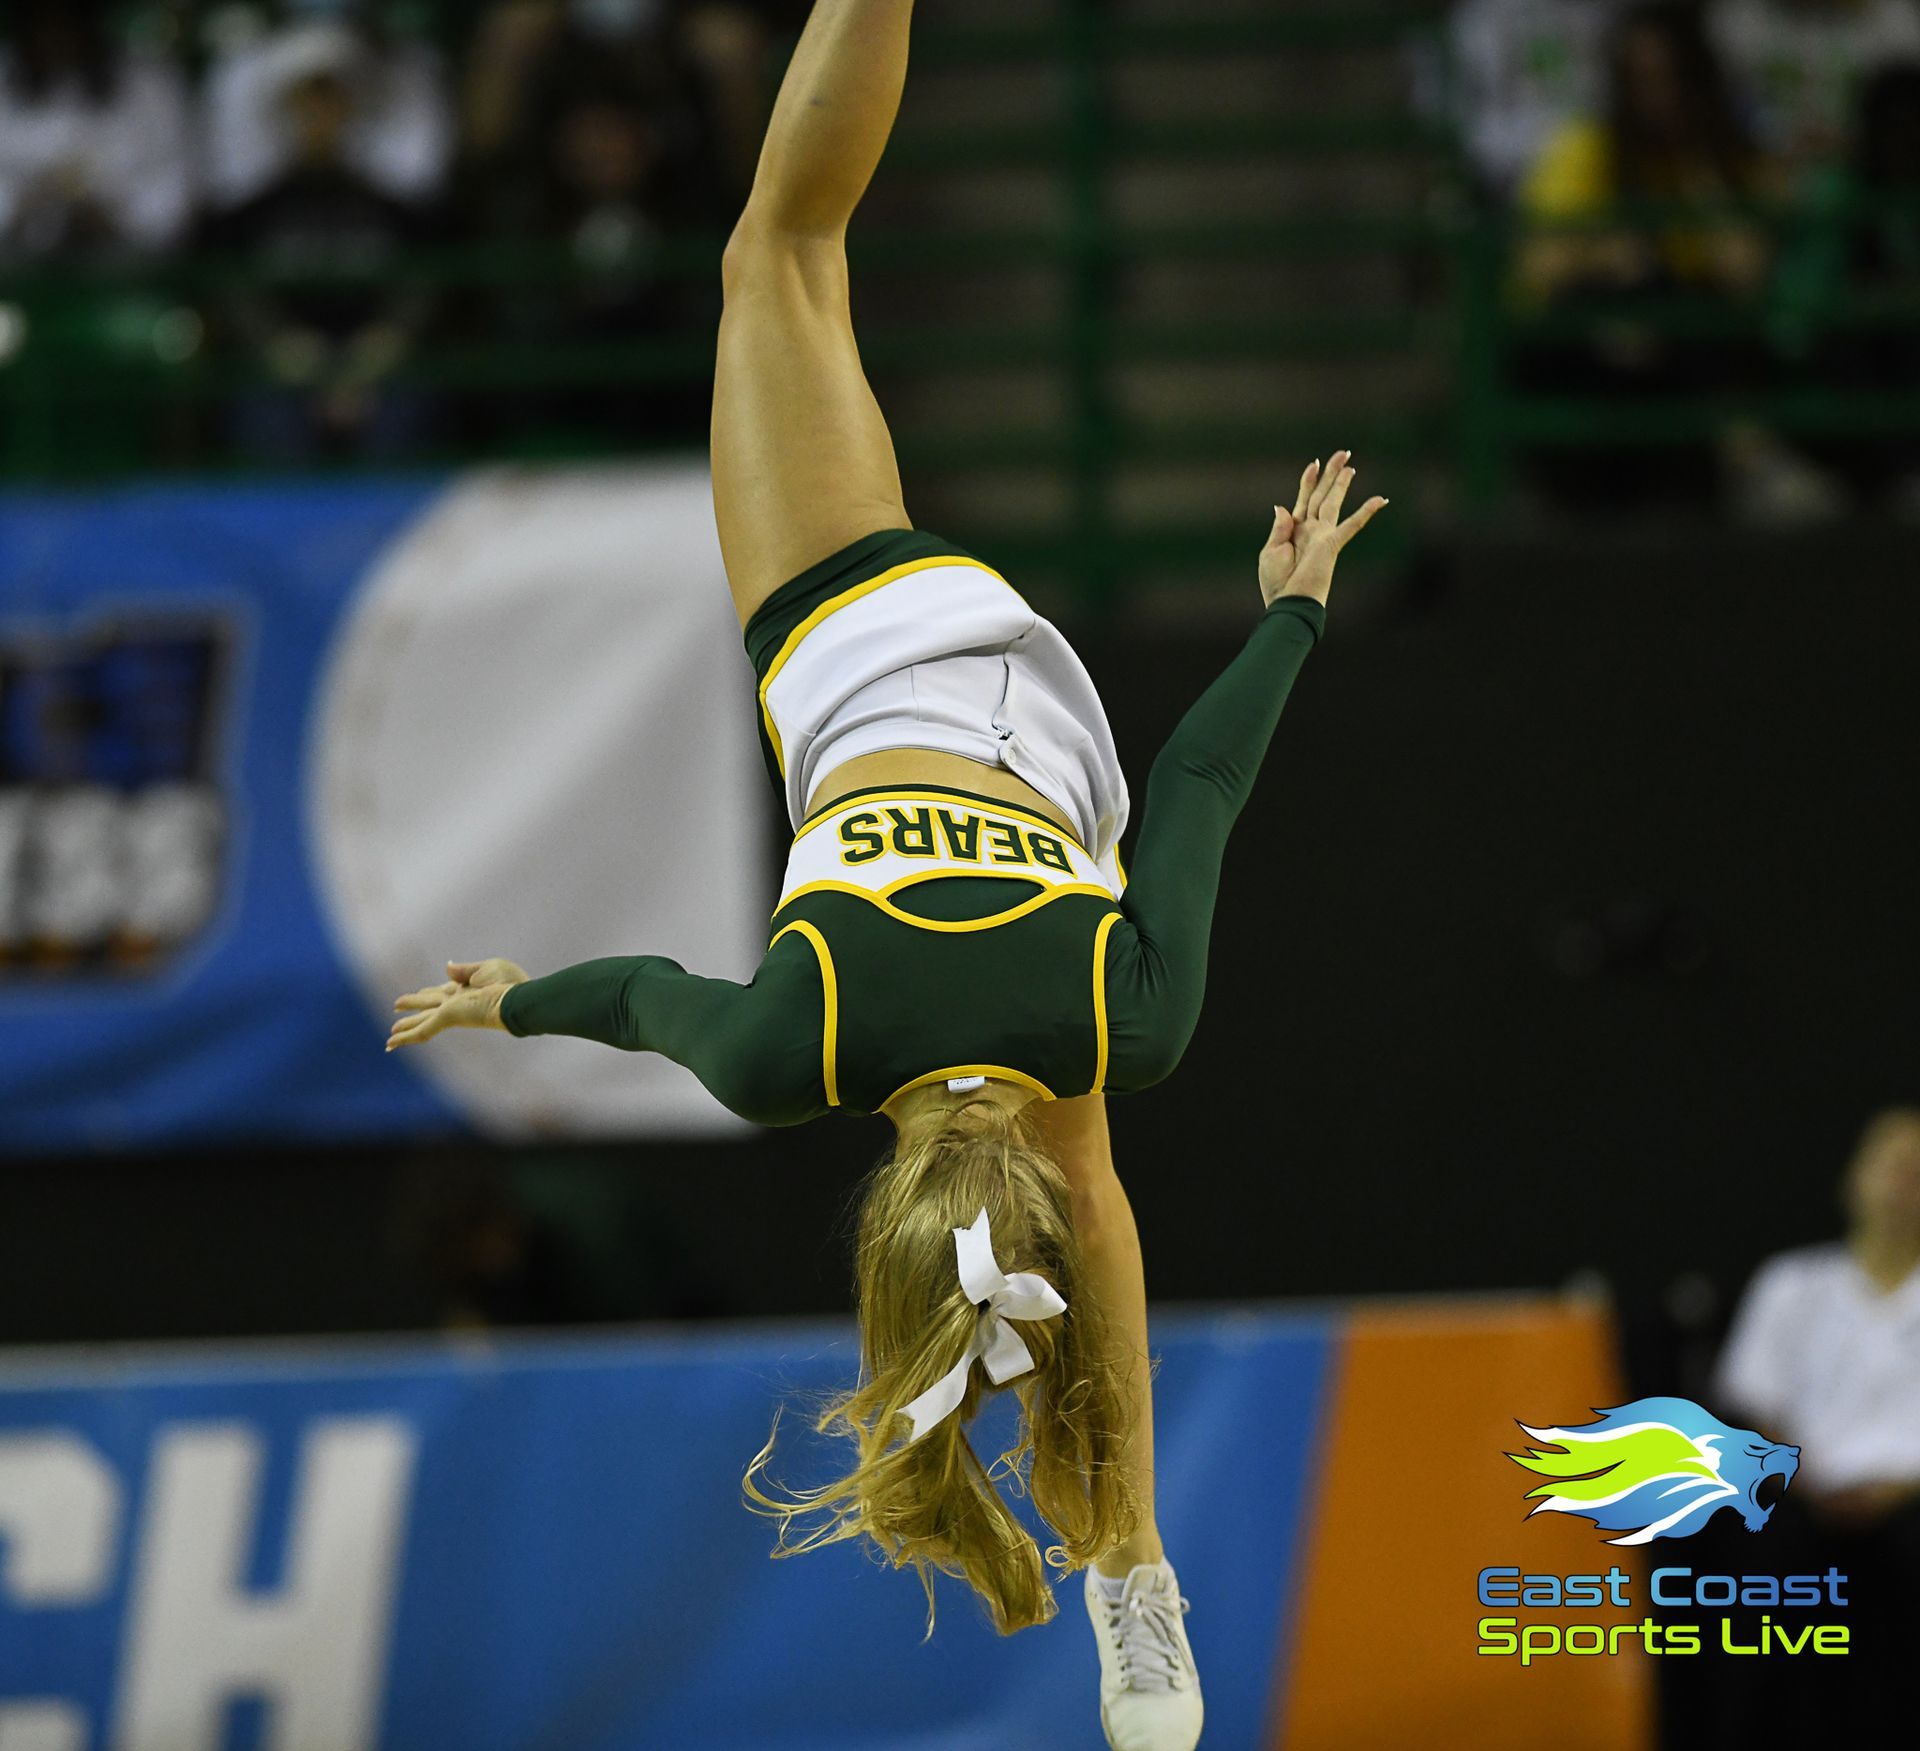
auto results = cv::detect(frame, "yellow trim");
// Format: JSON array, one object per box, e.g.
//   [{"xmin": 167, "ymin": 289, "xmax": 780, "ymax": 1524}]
[
  {"xmin": 884, "ymin": 1064, "xmax": 1058, "ymax": 1110},
  {"xmin": 1113, "ymin": 842, "xmax": 1128, "ymax": 892},
  {"xmin": 791, "ymin": 788, "xmax": 1089, "ymax": 858},
  {"xmin": 1090, "ymin": 910, "xmax": 1121, "ymax": 1094},
  {"xmin": 758, "ymin": 556, "xmax": 1014, "ymax": 776},
  {"xmin": 770, "ymin": 920, "xmax": 840, "ymax": 1108},
  {"xmin": 778, "ymin": 875, "xmax": 1112, "ymax": 934}
]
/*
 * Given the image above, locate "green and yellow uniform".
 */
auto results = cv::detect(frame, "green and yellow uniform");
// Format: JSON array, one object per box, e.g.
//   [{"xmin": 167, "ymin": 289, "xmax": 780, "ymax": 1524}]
[{"xmin": 501, "ymin": 557, "xmax": 1324, "ymax": 1122}]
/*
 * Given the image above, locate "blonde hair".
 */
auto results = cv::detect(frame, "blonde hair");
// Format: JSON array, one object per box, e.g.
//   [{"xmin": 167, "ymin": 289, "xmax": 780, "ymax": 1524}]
[{"xmin": 744, "ymin": 1102, "xmax": 1141, "ymax": 1634}]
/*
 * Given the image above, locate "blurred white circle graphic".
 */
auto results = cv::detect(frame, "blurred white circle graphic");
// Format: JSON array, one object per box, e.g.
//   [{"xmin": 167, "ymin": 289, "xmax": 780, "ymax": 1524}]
[{"xmin": 310, "ymin": 463, "xmax": 768, "ymax": 1139}]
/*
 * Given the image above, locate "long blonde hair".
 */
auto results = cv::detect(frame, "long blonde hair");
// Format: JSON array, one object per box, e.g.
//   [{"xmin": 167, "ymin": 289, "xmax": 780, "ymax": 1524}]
[{"xmin": 744, "ymin": 1102, "xmax": 1141, "ymax": 1634}]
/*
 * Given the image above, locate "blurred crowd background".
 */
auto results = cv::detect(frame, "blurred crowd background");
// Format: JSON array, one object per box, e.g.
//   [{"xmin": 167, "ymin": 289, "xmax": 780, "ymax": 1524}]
[
  {"xmin": 0, "ymin": 0, "xmax": 800, "ymax": 464},
  {"xmin": 0, "ymin": 0, "xmax": 1917, "ymax": 521}
]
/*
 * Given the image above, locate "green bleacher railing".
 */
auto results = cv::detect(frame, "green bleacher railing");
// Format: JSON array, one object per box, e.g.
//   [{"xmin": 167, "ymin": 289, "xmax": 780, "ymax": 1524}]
[
  {"xmin": 1449, "ymin": 188, "xmax": 1920, "ymax": 504},
  {"xmin": 5, "ymin": 5, "xmax": 1919, "ymax": 601}
]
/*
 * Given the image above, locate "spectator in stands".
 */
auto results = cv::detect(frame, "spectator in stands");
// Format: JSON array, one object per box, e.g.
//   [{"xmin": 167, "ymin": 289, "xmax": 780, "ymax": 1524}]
[
  {"xmin": 1851, "ymin": 62, "xmax": 1920, "ymax": 278},
  {"xmin": 1844, "ymin": 65, "xmax": 1920, "ymax": 506},
  {"xmin": 461, "ymin": 0, "xmax": 757, "ymax": 206},
  {"xmin": 1756, "ymin": 61, "xmax": 1920, "ymax": 509},
  {"xmin": 461, "ymin": 22, "xmax": 716, "ymax": 448},
  {"xmin": 0, "ymin": 0, "xmax": 193, "ymax": 256},
  {"xmin": 1512, "ymin": 1, "xmax": 1843, "ymax": 519},
  {"xmin": 1711, "ymin": 1106, "xmax": 1920, "ymax": 1735},
  {"xmin": 1518, "ymin": 4, "xmax": 1770, "ymax": 314},
  {"xmin": 208, "ymin": 32, "xmax": 439, "ymax": 461},
  {"xmin": 1442, "ymin": 0, "xmax": 1624, "ymax": 198},
  {"xmin": 202, "ymin": 2, "xmax": 453, "ymax": 211},
  {"xmin": 1711, "ymin": 0, "xmax": 1920, "ymax": 183}
]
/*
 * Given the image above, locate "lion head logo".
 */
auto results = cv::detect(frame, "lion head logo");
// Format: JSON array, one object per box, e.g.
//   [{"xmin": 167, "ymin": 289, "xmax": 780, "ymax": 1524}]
[{"xmin": 1507, "ymin": 1396, "xmax": 1800, "ymax": 1545}]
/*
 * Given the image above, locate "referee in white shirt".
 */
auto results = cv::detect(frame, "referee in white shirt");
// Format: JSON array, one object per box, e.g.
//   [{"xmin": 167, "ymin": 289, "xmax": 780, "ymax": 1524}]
[{"xmin": 1708, "ymin": 1107, "xmax": 1920, "ymax": 1735}]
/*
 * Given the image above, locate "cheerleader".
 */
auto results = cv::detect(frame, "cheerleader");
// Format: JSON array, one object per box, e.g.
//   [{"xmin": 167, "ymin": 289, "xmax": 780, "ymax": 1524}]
[{"xmin": 390, "ymin": 5, "xmax": 1385, "ymax": 1744}]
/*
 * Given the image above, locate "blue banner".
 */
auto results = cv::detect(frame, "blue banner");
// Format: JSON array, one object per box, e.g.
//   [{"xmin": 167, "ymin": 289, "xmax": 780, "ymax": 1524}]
[
  {"xmin": 0, "ymin": 480, "xmax": 451, "ymax": 1152},
  {"xmin": 0, "ymin": 1309, "xmax": 1336, "ymax": 1751},
  {"xmin": 0, "ymin": 470, "xmax": 763, "ymax": 1154}
]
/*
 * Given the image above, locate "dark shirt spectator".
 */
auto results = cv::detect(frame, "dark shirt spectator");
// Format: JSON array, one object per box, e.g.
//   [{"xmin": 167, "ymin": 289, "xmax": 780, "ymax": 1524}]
[
  {"xmin": 208, "ymin": 46, "xmax": 438, "ymax": 462},
  {"xmin": 463, "ymin": 37, "xmax": 716, "ymax": 448},
  {"xmin": 462, "ymin": 1, "xmax": 736, "ymax": 207},
  {"xmin": 1762, "ymin": 64, "xmax": 1920, "ymax": 502},
  {"xmin": 1853, "ymin": 61, "xmax": 1920, "ymax": 276},
  {"xmin": 1509, "ymin": 2, "xmax": 1848, "ymax": 520},
  {"xmin": 1518, "ymin": 2, "xmax": 1772, "ymax": 306}
]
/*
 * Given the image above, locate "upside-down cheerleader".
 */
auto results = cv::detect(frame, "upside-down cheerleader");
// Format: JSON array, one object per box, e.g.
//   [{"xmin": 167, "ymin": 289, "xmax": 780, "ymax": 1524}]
[{"xmin": 389, "ymin": 6, "xmax": 1385, "ymax": 1746}]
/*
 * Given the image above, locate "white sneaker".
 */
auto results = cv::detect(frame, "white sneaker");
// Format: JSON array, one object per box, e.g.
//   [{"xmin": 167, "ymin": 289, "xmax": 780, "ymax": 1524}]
[{"xmin": 1083, "ymin": 1559, "xmax": 1205, "ymax": 1751}]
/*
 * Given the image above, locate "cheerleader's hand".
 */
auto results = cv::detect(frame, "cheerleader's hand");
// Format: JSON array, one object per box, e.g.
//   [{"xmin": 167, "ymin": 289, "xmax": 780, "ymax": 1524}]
[
  {"xmin": 387, "ymin": 958, "xmax": 529, "ymax": 1051},
  {"xmin": 1259, "ymin": 451, "xmax": 1389, "ymax": 609}
]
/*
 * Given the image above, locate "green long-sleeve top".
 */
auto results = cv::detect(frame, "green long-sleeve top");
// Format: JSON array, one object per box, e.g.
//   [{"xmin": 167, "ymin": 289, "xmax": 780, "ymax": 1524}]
[{"xmin": 500, "ymin": 596, "xmax": 1324, "ymax": 1122}]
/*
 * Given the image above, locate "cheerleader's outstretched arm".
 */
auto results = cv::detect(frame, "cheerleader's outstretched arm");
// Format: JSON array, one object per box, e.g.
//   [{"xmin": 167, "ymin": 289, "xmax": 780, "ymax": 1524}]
[
  {"xmin": 1104, "ymin": 454, "xmax": 1385, "ymax": 1089},
  {"xmin": 388, "ymin": 945, "xmax": 828, "ymax": 1127}
]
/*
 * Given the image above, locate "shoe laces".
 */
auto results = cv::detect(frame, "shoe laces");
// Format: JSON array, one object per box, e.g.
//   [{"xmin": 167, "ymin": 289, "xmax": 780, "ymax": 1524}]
[{"xmin": 1103, "ymin": 1579, "xmax": 1193, "ymax": 1694}]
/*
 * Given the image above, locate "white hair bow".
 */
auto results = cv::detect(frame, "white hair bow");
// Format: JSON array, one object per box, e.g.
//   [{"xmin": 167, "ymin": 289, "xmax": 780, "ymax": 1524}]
[{"xmin": 901, "ymin": 1208, "xmax": 1068, "ymax": 1443}]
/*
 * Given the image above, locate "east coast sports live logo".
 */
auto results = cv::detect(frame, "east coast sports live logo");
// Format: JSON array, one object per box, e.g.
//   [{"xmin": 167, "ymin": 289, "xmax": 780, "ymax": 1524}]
[{"xmin": 1476, "ymin": 1396, "xmax": 1852, "ymax": 1665}]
